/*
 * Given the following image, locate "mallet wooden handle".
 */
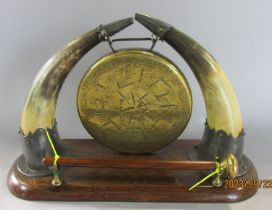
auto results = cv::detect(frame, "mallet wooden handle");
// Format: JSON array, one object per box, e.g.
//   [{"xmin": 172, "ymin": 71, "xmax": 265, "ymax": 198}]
[{"xmin": 43, "ymin": 157, "xmax": 216, "ymax": 170}]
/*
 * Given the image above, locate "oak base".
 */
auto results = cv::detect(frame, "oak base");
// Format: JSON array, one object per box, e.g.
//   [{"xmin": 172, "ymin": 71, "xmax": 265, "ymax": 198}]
[{"xmin": 7, "ymin": 139, "xmax": 258, "ymax": 202}]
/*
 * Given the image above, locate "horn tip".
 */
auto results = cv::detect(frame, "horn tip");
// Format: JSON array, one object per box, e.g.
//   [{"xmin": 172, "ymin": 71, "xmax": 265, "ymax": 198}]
[
  {"xmin": 135, "ymin": 13, "xmax": 172, "ymax": 39},
  {"xmin": 104, "ymin": 17, "xmax": 134, "ymax": 36}
]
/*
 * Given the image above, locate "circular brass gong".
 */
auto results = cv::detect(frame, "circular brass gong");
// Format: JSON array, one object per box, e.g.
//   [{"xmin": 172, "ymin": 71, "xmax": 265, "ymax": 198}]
[{"xmin": 77, "ymin": 49, "xmax": 192, "ymax": 154}]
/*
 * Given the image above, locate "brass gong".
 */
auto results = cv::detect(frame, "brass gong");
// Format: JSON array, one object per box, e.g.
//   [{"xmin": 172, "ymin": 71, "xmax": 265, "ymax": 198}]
[{"xmin": 77, "ymin": 49, "xmax": 192, "ymax": 153}]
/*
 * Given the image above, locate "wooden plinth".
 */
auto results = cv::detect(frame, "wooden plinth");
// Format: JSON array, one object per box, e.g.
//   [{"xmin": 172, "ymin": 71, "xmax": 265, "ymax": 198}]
[{"xmin": 7, "ymin": 139, "xmax": 258, "ymax": 202}]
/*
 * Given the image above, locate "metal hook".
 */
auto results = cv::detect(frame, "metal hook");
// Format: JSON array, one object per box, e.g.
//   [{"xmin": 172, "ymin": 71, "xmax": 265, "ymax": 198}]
[
  {"xmin": 98, "ymin": 24, "xmax": 116, "ymax": 52},
  {"xmin": 106, "ymin": 36, "xmax": 116, "ymax": 52},
  {"xmin": 150, "ymin": 34, "xmax": 158, "ymax": 51}
]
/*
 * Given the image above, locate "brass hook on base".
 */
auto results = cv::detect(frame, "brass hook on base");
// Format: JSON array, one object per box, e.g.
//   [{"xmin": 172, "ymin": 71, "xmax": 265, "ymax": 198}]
[
  {"xmin": 212, "ymin": 153, "xmax": 238, "ymax": 187},
  {"xmin": 52, "ymin": 174, "xmax": 63, "ymax": 187},
  {"xmin": 190, "ymin": 153, "xmax": 238, "ymax": 190}
]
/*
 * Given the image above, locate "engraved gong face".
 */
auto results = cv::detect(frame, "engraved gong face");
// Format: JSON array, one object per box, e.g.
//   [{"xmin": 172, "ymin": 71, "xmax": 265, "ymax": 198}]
[{"xmin": 77, "ymin": 49, "xmax": 192, "ymax": 154}]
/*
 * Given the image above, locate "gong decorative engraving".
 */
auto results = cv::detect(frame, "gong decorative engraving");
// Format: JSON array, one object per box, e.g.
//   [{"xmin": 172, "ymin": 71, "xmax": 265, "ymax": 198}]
[{"xmin": 77, "ymin": 49, "xmax": 192, "ymax": 153}]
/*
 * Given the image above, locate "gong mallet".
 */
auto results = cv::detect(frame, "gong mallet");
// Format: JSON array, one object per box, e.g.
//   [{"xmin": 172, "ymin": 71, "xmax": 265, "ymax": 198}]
[{"xmin": 43, "ymin": 153, "xmax": 238, "ymax": 188}]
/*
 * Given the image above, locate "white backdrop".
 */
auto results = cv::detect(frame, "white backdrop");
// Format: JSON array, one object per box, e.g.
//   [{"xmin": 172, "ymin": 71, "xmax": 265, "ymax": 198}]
[{"xmin": 1, "ymin": 0, "xmax": 272, "ymax": 209}]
